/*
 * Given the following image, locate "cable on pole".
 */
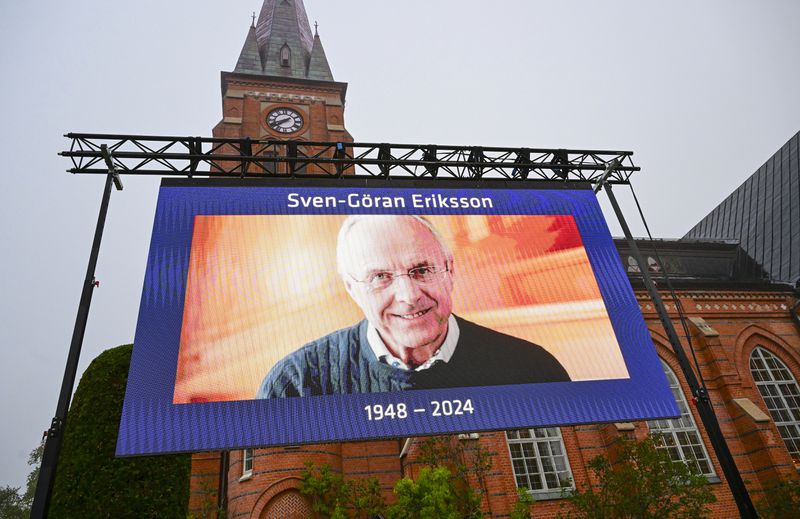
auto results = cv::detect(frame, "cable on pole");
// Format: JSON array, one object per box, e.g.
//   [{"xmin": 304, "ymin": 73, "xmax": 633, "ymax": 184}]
[{"xmin": 627, "ymin": 181, "xmax": 709, "ymax": 399}]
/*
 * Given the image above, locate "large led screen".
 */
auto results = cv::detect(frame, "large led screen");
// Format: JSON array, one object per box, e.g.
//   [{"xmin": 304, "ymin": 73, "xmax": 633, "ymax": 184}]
[{"xmin": 117, "ymin": 178, "xmax": 678, "ymax": 456}]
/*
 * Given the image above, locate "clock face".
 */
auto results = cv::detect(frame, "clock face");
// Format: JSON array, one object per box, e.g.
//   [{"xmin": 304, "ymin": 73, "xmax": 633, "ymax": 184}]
[{"xmin": 266, "ymin": 108, "xmax": 304, "ymax": 134}]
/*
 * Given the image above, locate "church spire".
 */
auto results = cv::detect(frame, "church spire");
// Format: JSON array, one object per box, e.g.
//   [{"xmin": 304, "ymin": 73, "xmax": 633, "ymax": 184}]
[
  {"xmin": 307, "ymin": 26, "xmax": 333, "ymax": 81},
  {"xmin": 233, "ymin": 23, "xmax": 262, "ymax": 75},
  {"xmin": 233, "ymin": 0, "xmax": 334, "ymax": 81}
]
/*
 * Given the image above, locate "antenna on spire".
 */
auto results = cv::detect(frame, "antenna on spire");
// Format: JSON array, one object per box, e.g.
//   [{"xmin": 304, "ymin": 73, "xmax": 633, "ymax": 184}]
[
  {"xmin": 252, "ymin": 11, "xmax": 256, "ymax": 28},
  {"xmin": 314, "ymin": 20, "xmax": 319, "ymax": 36}
]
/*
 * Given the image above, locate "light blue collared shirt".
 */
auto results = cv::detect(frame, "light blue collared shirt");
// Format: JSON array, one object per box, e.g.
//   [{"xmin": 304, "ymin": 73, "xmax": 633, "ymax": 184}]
[{"xmin": 366, "ymin": 315, "xmax": 460, "ymax": 371}]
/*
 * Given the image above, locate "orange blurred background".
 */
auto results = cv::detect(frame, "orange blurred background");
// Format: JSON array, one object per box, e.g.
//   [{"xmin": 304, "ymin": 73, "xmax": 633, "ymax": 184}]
[{"xmin": 173, "ymin": 214, "xmax": 628, "ymax": 403}]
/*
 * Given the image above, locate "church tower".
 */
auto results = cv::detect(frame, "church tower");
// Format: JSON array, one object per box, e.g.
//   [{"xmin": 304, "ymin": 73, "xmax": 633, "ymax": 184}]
[
  {"xmin": 188, "ymin": 3, "xmax": 395, "ymax": 518},
  {"xmin": 213, "ymin": 0, "xmax": 352, "ymax": 153}
]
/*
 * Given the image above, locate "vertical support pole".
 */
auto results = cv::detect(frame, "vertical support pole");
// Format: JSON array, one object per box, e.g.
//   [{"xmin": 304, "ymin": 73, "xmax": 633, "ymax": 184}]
[
  {"xmin": 287, "ymin": 141, "xmax": 298, "ymax": 176},
  {"xmin": 514, "ymin": 148, "xmax": 530, "ymax": 179},
  {"xmin": 240, "ymin": 137, "xmax": 252, "ymax": 178},
  {"xmin": 553, "ymin": 149, "xmax": 570, "ymax": 179},
  {"xmin": 604, "ymin": 183, "xmax": 756, "ymax": 519},
  {"xmin": 188, "ymin": 137, "xmax": 202, "ymax": 177},
  {"xmin": 378, "ymin": 144, "xmax": 391, "ymax": 177},
  {"xmin": 424, "ymin": 145, "xmax": 438, "ymax": 177},
  {"xmin": 467, "ymin": 147, "xmax": 484, "ymax": 178},
  {"xmin": 217, "ymin": 450, "xmax": 229, "ymax": 516},
  {"xmin": 334, "ymin": 142, "xmax": 346, "ymax": 176},
  {"xmin": 31, "ymin": 148, "xmax": 122, "ymax": 519}
]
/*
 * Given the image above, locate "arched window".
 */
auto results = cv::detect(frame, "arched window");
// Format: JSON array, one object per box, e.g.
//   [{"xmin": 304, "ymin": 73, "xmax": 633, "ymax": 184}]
[
  {"xmin": 280, "ymin": 44, "xmax": 291, "ymax": 67},
  {"xmin": 647, "ymin": 360, "xmax": 715, "ymax": 476},
  {"xmin": 506, "ymin": 427, "xmax": 574, "ymax": 499},
  {"xmin": 750, "ymin": 346, "xmax": 800, "ymax": 466}
]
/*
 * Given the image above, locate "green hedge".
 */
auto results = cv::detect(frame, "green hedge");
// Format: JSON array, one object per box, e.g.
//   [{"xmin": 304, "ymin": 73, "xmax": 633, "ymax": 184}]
[{"xmin": 50, "ymin": 344, "xmax": 190, "ymax": 518}]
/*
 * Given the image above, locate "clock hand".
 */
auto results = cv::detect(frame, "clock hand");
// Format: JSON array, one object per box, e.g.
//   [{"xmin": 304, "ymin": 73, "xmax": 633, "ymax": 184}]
[{"xmin": 274, "ymin": 117, "xmax": 292, "ymax": 125}]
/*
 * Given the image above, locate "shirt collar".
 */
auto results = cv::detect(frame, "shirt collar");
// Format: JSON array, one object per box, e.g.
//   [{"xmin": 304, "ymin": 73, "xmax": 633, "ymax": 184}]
[{"xmin": 366, "ymin": 315, "xmax": 459, "ymax": 371}]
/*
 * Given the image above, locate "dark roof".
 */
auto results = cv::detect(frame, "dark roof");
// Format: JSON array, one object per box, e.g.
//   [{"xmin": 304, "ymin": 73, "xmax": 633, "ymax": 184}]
[
  {"xmin": 233, "ymin": 0, "xmax": 334, "ymax": 81},
  {"xmin": 233, "ymin": 25, "xmax": 262, "ymax": 75},
  {"xmin": 307, "ymin": 31, "xmax": 334, "ymax": 81},
  {"xmin": 614, "ymin": 237, "xmax": 773, "ymax": 288},
  {"xmin": 684, "ymin": 130, "xmax": 800, "ymax": 284}
]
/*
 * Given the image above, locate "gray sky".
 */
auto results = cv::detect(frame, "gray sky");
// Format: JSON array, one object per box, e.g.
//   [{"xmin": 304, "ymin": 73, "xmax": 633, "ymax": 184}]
[{"xmin": 0, "ymin": 0, "xmax": 798, "ymax": 489}]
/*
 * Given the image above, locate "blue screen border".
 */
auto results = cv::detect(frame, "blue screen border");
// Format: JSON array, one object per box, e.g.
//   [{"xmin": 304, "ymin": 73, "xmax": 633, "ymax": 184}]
[{"xmin": 117, "ymin": 178, "xmax": 678, "ymax": 456}]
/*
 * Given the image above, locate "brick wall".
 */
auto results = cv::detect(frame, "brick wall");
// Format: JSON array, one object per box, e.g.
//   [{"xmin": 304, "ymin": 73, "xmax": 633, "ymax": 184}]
[
  {"xmin": 189, "ymin": 288, "xmax": 800, "ymax": 518},
  {"xmin": 210, "ymin": 74, "xmax": 352, "ymax": 177},
  {"xmin": 188, "ymin": 451, "xmax": 222, "ymax": 519}
]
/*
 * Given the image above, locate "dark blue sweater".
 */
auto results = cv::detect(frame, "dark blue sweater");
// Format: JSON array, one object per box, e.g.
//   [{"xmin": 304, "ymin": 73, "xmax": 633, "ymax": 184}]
[{"xmin": 257, "ymin": 316, "xmax": 570, "ymax": 398}]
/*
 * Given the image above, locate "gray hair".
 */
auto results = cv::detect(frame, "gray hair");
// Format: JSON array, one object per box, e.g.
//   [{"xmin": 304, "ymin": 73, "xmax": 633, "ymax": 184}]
[{"xmin": 336, "ymin": 215, "xmax": 453, "ymax": 277}]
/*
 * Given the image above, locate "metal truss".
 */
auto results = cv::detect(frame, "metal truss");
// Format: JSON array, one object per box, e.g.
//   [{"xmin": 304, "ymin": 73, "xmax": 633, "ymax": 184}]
[{"xmin": 62, "ymin": 133, "xmax": 639, "ymax": 183}]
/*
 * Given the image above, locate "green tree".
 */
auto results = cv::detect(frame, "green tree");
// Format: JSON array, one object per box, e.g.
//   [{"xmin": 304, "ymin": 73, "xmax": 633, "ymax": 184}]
[
  {"xmin": 348, "ymin": 477, "xmax": 385, "ymax": 518},
  {"xmin": 48, "ymin": 344, "xmax": 191, "ymax": 518},
  {"xmin": 559, "ymin": 436, "xmax": 716, "ymax": 519},
  {"xmin": 0, "ymin": 485, "xmax": 28, "ymax": 519},
  {"xmin": 299, "ymin": 436, "xmax": 504, "ymax": 519},
  {"xmin": 756, "ymin": 479, "xmax": 800, "ymax": 519},
  {"xmin": 509, "ymin": 487, "xmax": 536, "ymax": 519},
  {"xmin": 1, "ymin": 438, "xmax": 45, "ymax": 518},
  {"xmin": 300, "ymin": 463, "xmax": 348, "ymax": 517},
  {"xmin": 387, "ymin": 467, "xmax": 459, "ymax": 519},
  {"xmin": 23, "ymin": 439, "xmax": 45, "ymax": 509},
  {"xmin": 187, "ymin": 480, "xmax": 226, "ymax": 519},
  {"xmin": 300, "ymin": 463, "xmax": 385, "ymax": 519},
  {"xmin": 416, "ymin": 435, "xmax": 491, "ymax": 518}
]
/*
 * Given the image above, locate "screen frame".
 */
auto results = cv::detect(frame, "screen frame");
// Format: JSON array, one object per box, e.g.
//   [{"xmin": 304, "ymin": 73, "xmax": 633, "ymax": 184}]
[{"xmin": 117, "ymin": 177, "xmax": 678, "ymax": 456}]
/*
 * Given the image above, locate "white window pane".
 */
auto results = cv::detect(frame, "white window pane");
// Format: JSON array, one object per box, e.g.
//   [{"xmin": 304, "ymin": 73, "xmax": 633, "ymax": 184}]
[
  {"xmin": 242, "ymin": 448, "xmax": 254, "ymax": 476},
  {"xmin": 506, "ymin": 428, "xmax": 574, "ymax": 494},
  {"xmin": 647, "ymin": 360, "xmax": 716, "ymax": 477},
  {"xmin": 751, "ymin": 346, "xmax": 800, "ymax": 467}
]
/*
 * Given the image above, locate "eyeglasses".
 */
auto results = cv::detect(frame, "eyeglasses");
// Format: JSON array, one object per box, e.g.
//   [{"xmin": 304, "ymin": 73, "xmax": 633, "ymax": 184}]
[{"xmin": 349, "ymin": 265, "xmax": 450, "ymax": 291}]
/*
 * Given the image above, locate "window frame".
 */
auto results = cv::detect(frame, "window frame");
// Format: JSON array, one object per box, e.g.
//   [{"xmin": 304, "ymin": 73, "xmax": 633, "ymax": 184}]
[
  {"xmin": 749, "ymin": 345, "xmax": 800, "ymax": 468},
  {"xmin": 240, "ymin": 448, "xmax": 254, "ymax": 481},
  {"xmin": 505, "ymin": 427, "xmax": 574, "ymax": 501},
  {"xmin": 647, "ymin": 359, "xmax": 717, "ymax": 480},
  {"xmin": 280, "ymin": 44, "xmax": 291, "ymax": 67}
]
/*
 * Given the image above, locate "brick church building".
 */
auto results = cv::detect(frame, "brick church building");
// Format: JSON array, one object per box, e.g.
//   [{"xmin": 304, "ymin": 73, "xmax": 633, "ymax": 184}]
[{"xmin": 188, "ymin": 2, "xmax": 800, "ymax": 517}]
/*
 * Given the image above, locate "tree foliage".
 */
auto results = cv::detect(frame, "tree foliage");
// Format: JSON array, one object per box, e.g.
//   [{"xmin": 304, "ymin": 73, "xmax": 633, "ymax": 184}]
[
  {"xmin": 756, "ymin": 478, "xmax": 800, "ymax": 519},
  {"xmin": 300, "ymin": 435, "xmax": 534, "ymax": 519},
  {"xmin": 299, "ymin": 462, "xmax": 468, "ymax": 519},
  {"xmin": 187, "ymin": 479, "xmax": 226, "ymax": 519},
  {"xmin": 300, "ymin": 450, "xmax": 470, "ymax": 519},
  {"xmin": 416, "ymin": 436, "xmax": 490, "ymax": 518},
  {"xmin": 23, "ymin": 440, "xmax": 44, "ymax": 509},
  {"xmin": 387, "ymin": 467, "xmax": 460, "ymax": 519},
  {"xmin": 509, "ymin": 487, "xmax": 536, "ymax": 519},
  {"xmin": 1, "ymin": 439, "xmax": 44, "ymax": 518},
  {"xmin": 559, "ymin": 436, "xmax": 716, "ymax": 519},
  {"xmin": 48, "ymin": 344, "xmax": 191, "ymax": 518},
  {"xmin": 300, "ymin": 463, "xmax": 385, "ymax": 519},
  {"xmin": 0, "ymin": 485, "xmax": 28, "ymax": 519}
]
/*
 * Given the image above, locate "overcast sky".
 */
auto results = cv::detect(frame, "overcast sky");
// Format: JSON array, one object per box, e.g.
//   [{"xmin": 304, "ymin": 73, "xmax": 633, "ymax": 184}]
[{"xmin": 0, "ymin": 0, "xmax": 798, "ymax": 489}]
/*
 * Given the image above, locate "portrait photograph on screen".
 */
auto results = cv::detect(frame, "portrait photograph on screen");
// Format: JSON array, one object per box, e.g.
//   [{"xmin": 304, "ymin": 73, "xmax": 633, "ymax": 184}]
[{"xmin": 173, "ymin": 214, "xmax": 629, "ymax": 404}]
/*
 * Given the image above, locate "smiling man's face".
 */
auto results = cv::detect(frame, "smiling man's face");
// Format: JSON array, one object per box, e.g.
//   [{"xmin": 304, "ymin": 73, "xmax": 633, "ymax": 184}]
[{"xmin": 340, "ymin": 216, "xmax": 454, "ymax": 364}]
